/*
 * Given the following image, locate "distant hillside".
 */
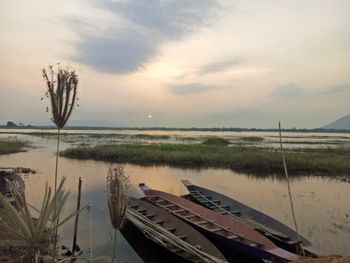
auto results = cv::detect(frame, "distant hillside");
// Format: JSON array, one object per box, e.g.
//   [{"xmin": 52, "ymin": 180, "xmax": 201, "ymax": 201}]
[{"xmin": 321, "ymin": 114, "xmax": 350, "ymax": 130}]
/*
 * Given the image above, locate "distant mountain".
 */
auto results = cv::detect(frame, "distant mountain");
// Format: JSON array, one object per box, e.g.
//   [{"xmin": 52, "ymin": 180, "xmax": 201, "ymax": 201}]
[{"xmin": 321, "ymin": 114, "xmax": 350, "ymax": 130}]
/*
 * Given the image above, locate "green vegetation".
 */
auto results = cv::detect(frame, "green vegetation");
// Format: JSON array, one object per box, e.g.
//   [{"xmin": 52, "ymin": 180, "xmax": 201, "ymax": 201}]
[
  {"xmin": 202, "ymin": 136, "xmax": 230, "ymax": 146},
  {"xmin": 239, "ymin": 136, "xmax": 264, "ymax": 142},
  {"xmin": 61, "ymin": 144, "xmax": 350, "ymax": 176},
  {"xmin": 0, "ymin": 139, "xmax": 28, "ymax": 155},
  {"xmin": 0, "ymin": 177, "xmax": 90, "ymax": 262}
]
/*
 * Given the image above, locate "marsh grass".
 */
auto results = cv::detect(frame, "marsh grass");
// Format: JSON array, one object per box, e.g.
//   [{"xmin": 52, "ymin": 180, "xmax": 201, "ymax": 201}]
[
  {"xmin": 61, "ymin": 144, "xmax": 350, "ymax": 176},
  {"xmin": 0, "ymin": 139, "xmax": 29, "ymax": 155},
  {"xmin": 239, "ymin": 136, "xmax": 264, "ymax": 142},
  {"xmin": 131, "ymin": 134, "xmax": 170, "ymax": 140},
  {"xmin": 202, "ymin": 136, "xmax": 230, "ymax": 146}
]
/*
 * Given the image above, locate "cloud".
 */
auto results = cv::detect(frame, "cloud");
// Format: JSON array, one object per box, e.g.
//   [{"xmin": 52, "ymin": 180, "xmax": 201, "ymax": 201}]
[
  {"xmin": 319, "ymin": 84, "xmax": 349, "ymax": 95},
  {"xmin": 103, "ymin": 0, "xmax": 219, "ymax": 40},
  {"xmin": 71, "ymin": 0, "xmax": 220, "ymax": 74},
  {"xmin": 73, "ymin": 29, "xmax": 156, "ymax": 74},
  {"xmin": 198, "ymin": 58, "xmax": 244, "ymax": 75},
  {"xmin": 273, "ymin": 83, "xmax": 303, "ymax": 97},
  {"xmin": 169, "ymin": 83, "xmax": 212, "ymax": 95}
]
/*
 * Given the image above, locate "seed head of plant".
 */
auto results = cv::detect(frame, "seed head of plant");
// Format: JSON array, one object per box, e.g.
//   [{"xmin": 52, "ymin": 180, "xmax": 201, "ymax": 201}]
[
  {"xmin": 42, "ymin": 64, "xmax": 79, "ymax": 129},
  {"xmin": 106, "ymin": 166, "xmax": 127, "ymax": 230}
]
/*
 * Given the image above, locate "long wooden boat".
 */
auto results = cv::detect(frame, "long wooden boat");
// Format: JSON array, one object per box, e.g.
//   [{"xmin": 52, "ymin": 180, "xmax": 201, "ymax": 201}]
[
  {"xmin": 0, "ymin": 169, "xmax": 25, "ymax": 208},
  {"xmin": 139, "ymin": 183, "xmax": 299, "ymax": 262},
  {"xmin": 181, "ymin": 180, "xmax": 317, "ymax": 256},
  {"xmin": 124, "ymin": 196, "xmax": 227, "ymax": 263}
]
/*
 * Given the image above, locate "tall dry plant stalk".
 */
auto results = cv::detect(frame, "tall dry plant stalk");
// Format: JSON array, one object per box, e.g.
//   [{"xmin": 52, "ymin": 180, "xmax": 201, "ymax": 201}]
[
  {"xmin": 42, "ymin": 65, "xmax": 79, "ymax": 192},
  {"xmin": 42, "ymin": 64, "xmax": 79, "ymax": 260},
  {"xmin": 106, "ymin": 166, "xmax": 128, "ymax": 263}
]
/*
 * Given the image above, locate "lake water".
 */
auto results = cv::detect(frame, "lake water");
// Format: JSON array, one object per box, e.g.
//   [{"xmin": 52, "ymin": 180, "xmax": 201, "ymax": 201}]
[{"xmin": 0, "ymin": 130, "xmax": 349, "ymax": 261}]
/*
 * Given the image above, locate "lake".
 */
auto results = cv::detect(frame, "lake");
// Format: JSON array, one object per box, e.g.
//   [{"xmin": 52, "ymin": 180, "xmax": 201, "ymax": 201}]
[{"xmin": 0, "ymin": 130, "xmax": 349, "ymax": 261}]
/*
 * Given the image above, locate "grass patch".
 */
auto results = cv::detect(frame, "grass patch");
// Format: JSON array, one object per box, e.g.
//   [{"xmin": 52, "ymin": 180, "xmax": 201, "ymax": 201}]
[
  {"xmin": 0, "ymin": 139, "xmax": 29, "ymax": 155},
  {"xmin": 239, "ymin": 136, "xmax": 264, "ymax": 142},
  {"xmin": 60, "ymin": 144, "xmax": 350, "ymax": 177},
  {"xmin": 130, "ymin": 134, "xmax": 170, "ymax": 140},
  {"xmin": 202, "ymin": 137, "xmax": 230, "ymax": 146}
]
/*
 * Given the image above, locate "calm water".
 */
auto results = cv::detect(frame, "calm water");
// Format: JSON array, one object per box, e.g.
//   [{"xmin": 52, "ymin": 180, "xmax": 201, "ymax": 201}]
[{"xmin": 0, "ymin": 131, "xmax": 349, "ymax": 261}]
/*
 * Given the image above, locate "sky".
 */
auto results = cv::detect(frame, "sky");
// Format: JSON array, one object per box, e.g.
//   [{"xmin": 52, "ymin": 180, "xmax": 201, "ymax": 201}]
[{"xmin": 0, "ymin": 0, "xmax": 349, "ymax": 128}]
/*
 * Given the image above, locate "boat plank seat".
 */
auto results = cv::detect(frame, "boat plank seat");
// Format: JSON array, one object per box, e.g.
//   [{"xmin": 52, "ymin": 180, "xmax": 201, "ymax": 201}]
[
  {"xmin": 156, "ymin": 201, "xmax": 168, "ymax": 206},
  {"xmin": 153, "ymin": 219, "xmax": 164, "ymax": 224},
  {"xmin": 209, "ymin": 227, "xmax": 223, "ymax": 232},
  {"xmin": 162, "ymin": 204, "xmax": 178, "ymax": 208},
  {"xmin": 184, "ymin": 214, "xmax": 197, "ymax": 219},
  {"xmin": 169, "ymin": 247, "xmax": 183, "ymax": 254},
  {"xmin": 176, "ymin": 235, "xmax": 187, "ymax": 240},
  {"xmin": 165, "ymin": 227, "xmax": 176, "ymax": 232},
  {"xmin": 287, "ymin": 240, "xmax": 302, "ymax": 245},
  {"xmin": 172, "ymin": 209, "xmax": 186, "ymax": 213},
  {"xmin": 229, "ymin": 210, "xmax": 242, "ymax": 215},
  {"xmin": 135, "ymin": 208, "xmax": 147, "ymax": 213},
  {"xmin": 227, "ymin": 234, "xmax": 240, "ymax": 240},
  {"xmin": 196, "ymin": 220, "xmax": 209, "ymax": 225},
  {"xmin": 144, "ymin": 195, "xmax": 159, "ymax": 200},
  {"xmin": 247, "ymin": 242, "xmax": 260, "ymax": 248}
]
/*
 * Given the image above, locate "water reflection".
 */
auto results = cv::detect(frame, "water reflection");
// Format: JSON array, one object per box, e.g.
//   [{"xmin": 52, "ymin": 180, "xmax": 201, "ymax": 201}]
[{"xmin": 0, "ymin": 133, "xmax": 349, "ymax": 260}]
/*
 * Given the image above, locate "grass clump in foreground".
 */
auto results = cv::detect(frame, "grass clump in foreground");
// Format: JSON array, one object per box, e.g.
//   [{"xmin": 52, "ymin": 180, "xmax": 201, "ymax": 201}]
[
  {"xmin": 202, "ymin": 136, "xmax": 230, "ymax": 146},
  {"xmin": 61, "ymin": 144, "xmax": 350, "ymax": 177},
  {"xmin": 0, "ymin": 139, "xmax": 28, "ymax": 155}
]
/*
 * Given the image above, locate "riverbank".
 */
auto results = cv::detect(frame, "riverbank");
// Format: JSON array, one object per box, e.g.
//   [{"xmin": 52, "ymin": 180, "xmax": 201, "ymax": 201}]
[
  {"xmin": 0, "ymin": 140, "xmax": 28, "ymax": 155},
  {"xmin": 61, "ymin": 144, "xmax": 350, "ymax": 177}
]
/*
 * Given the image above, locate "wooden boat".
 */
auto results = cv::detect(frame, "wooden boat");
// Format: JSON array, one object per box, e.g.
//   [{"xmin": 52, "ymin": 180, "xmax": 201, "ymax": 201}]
[
  {"xmin": 0, "ymin": 169, "xmax": 25, "ymax": 208},
  {"xmin": 181, "ymin": 180, "xmax": 317, "ymax": 256},
  {"xmin": 139, "ymin": 183, "xmax": 300, "ymax": 262},
  {"xmin": 124, "ymin": 196, "xmax": 228, "ymax": 263}
]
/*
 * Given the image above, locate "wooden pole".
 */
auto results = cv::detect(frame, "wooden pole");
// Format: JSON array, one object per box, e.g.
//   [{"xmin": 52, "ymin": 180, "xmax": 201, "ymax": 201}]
[
  {"xmin": 71, "ymin": 177, "xmax": 82, "ymax": 261},
  {"xmin": 278, "ymin": 122, "xmax": 305, "ymax": 256}
]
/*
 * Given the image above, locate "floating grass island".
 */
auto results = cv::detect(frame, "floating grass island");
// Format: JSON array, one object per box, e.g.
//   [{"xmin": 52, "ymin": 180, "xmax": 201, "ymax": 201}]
[
  {"xmin": 0, "ymin": 139, "xmax": 29, "ymax": 155},
  {"xmin": 61, "ymin": 143, "xmax": 350, "ymax": 177}
]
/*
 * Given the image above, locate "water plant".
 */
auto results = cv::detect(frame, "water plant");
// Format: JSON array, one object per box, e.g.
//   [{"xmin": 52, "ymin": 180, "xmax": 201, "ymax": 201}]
[{"xmin": 106, "ymin": 166, "xmax": 127, "ymax": 263}]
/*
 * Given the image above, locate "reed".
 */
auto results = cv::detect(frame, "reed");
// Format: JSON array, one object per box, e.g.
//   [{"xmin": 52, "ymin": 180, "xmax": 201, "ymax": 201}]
[{"xmin": 106, "ymin": 166, "xmax": 127, "ymax": 263}]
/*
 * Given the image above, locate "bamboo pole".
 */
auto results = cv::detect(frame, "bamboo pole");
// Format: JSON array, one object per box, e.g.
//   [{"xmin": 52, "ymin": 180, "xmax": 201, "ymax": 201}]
[
  {"xmin": 71, "ymin": 177, "xmax": 82, "ymax": 262},
  {"xmin": 278, "ymin": 122, "xmax": 305, "ymax": 256}
]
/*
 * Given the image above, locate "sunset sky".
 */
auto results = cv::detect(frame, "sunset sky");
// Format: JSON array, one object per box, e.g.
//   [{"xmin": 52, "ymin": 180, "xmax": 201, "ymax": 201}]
[{"xmin": 1, "ymin": 0, "xmax": 349, "ymax": 128}]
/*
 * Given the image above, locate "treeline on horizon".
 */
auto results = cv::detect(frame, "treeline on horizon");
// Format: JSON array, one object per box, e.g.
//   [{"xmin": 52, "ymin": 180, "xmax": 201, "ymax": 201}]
[{"xmin": 0, "ymin": 123, "xmax": 349, "ymax": 133}]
